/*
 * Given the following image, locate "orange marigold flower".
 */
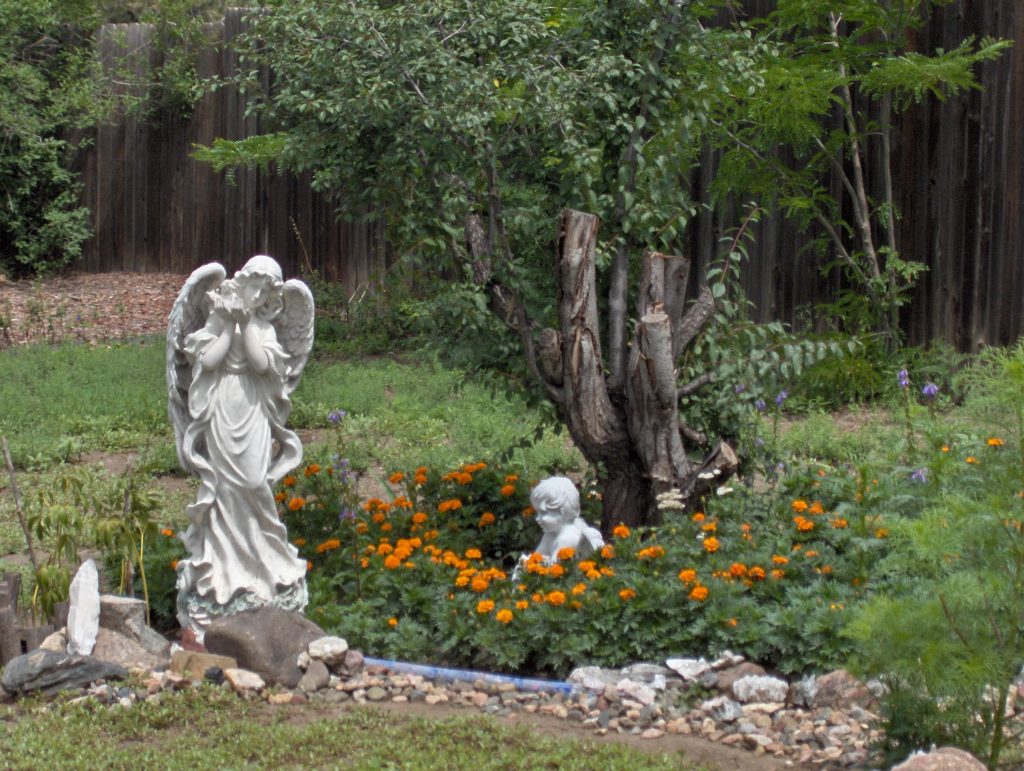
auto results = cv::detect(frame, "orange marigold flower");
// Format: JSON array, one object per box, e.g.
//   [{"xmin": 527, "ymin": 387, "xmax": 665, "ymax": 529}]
[
  {"xmin": 547, "ymin": 590, "xmax": 567, "ymax": 606},
  {"xmin": 304, "ymin": 463, "xmax": 321, "ymax": 477},
  {"xmin": 274, "ymin": 492, "xmax": 286, "ymax": 503},
  {"xmin": 161, "ymin": 528, "xmax": 175, "ymax": 537},
  {"xmin": 791, "ymin": 499, "xmax": 809, "ymax": 513},
  {"xmin": 966, "ymin": 456, "xmax": 978, "ymax": 464},
  {"xmin": 355, "ymin": 522, "xmax": 368, "ymax": 534},
  {"xmin": 388, "ymin": 617, "xmax": 398, "ymax": 627},
  {"xmin": 389, "ymin": 471, "xmax": 405, "ymax": 484},
  {"xmin": 438, "ymin": 499, "xmax": 463, "ymax": 512},
  {"xmin": 688, "ymin": 585, "xmax": 708, "ymax": 602},
  {"xmin": 393, "ymin": 495, "xmax": 412, "ymax": 510},
  {"xmin": 504, "ymin": 474, "xmax": 519, "ymax": 483},
  {"xmin": 516, "ymin": 600, "xmax": 529, "ymax": 610},
  {"xmin": 556, "ymin": 547, "xmax": 575, "ymax": 561},
  {"xmin": 771, "ymin": 569, "xmax": 785, "ymax": 579},
  {"xmin": 527, "ymin": 552, "xmax": 544, "ymax": 564},
  {"xmin": 618, "ymin": 588, "xmax": 637, "ymax": 601},
  {"xmin": 471, "ymin": 577, "xmax": 489, "ymax": 593},
  {"xmin": 805, "ymin": 550, "xmax": 818, "ymax": 558},
  {"xmin": 703, "ymin": 536, "xmax": 720, "ymax": 553},
  {"xmin": 701, "ymin": 522, "xmax": 717, "ymax": 533},
  {"xmin": 476, "ymin": 600, "xmax": 495, "ymax": 614},
  {"xmin": 793, "ymin": 516, "xmax": 814, "ymax": 532},
  {"xmin": 384, "ymin": 555, "xmax": 401, "ymax": 570},
  {"xmin": 306, "ymin": 561, "xmax": 313, "ymax": 571},
  {"xmin": 875, "ymin": 528, "xmax": 889, "ymax": 538},
  {"xmin": 613, "ymin": 524, "xmax": 631, "ymax": 539},
  {"xmin": 315, "ymin": 538, "xmax": 341, "ymax": 554},
  {"xmin": 740, "ymin": 523, "xmax": 751, "ymax": 533},
  {"xmin": 548, "ymin": 564, "xmax": 565, "ymax": 578},
  {"xmin": 726, "ymin": 617, "xmax": 738, "ymax": 627},
  {"xmin": 578, "ymin": 561, "xmax": 596, "ymax": 573},
  {"xmin": 411, "ymin": 512, "xmax": 428, "ymax": 525},
  {"xmin": 500, "ymin": 484, "xmax": 516, "ymax": 497},
  {"xmin": 478, "ymin": 511, "xmax": 496, "ymax": 527},
  {"xmin": 678, "ymin": 568, "xmax": 697, "ymax": 584},
  {"xmin": 988, "ymin": 437, "xmax": 1005, "ymax": 447},
  {"xmin": 170, "ymin": 559, "xmax": 178, "ymax": 570},
  {"xmin": 729, "ymin": 562, "xmax": 747, "ymax": 578},
  {"xmin": 293, "ymin": 537, "xmax": 306, "ymax": 547},
  {"xmin": 372, "ymin": 512, "xmax": 386, "ymax": 523},
  {"xmin": 455, "ymin": 576, "xmax": 469, "ymax": 588},
  {"xmin": 381, "ymin": 523, "xmax": 393, "ymax": 532},
  {"xmin": 600, "ymin": 544, "xmax": 615, "ymax": 559},
  {"xmin": 637, "ymin": 545, "xmax": 665, "ymax": 560},
  {"xmin": 748, "ymin": 566, "xmax": 766, "ymax": 581},
  {"xmin": 465, "ymin": 548, "xmax": 482, "ymax": 560},
  {"xmin": 282, "ymin": 475, "xmax": 296, "ymax": 488},
  {"xmin": 496, "ymin": 608, "xmax": 514, "ymax": 624},
  {"xmin": 531, "ymin": 593, "xmax": 543, "ymax": 603},
  {"xmin": 831, "ymin": 517, "xmax": 848, "ymax": 529},
  {"xmin": 772, "ymin": 554, "xmax": 789, "ymax": 565},
  {"xmin": 691, "ymin": 512, "xmax": 705, "ymax": 523},
  {"xmin": 571, "ymin": 582, "xmax": 587, "ymax": 596},
  {"xmin": 288, "ymin": 497, "xmax": 305, "ymax": 511},
  {"xmin": 941, "ymin": 444, "xmax": 950, "ymax": 452},
  {"xmin": 599, "ymin": 566, "xmax": 615, "ymax": 577},
  {"xmin": 808, "ymin": 501, "xmax": 824, "ymax": 515},
  {"xmin": 585, "ymin": 569, "xmax": 601, "ymax": 580}
]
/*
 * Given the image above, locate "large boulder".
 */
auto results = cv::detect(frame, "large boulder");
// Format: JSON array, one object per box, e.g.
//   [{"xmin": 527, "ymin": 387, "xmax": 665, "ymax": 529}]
[
  {"xmin": 1, "ymin": 649, "xmax": 127, "ymax": 696},
  {"xmin": 203, "ymin": 607, "xmax": 325, "ymax": 688},
  {"xmin": 892, "ymin": 748, "xmax": 987, "ymax": 771},
  {"xmin": 91, "ymin": 628, "xmax": 167, "ymax": 671}
]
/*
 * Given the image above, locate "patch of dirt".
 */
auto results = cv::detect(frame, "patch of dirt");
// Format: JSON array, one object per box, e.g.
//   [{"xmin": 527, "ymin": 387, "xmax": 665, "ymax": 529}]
[{"xmin": 0, "ymin": 272, "xmax": 186, "ymax": 346}]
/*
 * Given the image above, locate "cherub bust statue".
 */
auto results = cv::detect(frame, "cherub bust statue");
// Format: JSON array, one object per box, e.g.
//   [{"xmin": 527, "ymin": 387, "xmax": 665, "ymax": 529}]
[
  {"xmin": 529, "ymin": 476, "xmax": 604, "ymax": 562},
  {"xmin": 166, "ymin": 256, "xmax": 314, "ymax": 641}
]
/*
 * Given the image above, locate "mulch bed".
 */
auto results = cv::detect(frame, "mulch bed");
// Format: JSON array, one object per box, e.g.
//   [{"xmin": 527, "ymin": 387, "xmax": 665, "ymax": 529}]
[{"xmin": 0, "ymin": 272, "xmax": 187, "ymax": 346}]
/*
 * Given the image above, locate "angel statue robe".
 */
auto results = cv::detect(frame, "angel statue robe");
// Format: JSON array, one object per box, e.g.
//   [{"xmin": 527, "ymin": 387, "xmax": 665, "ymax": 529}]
[{"xmin": 175, "ymin": 312, "xmax": 308, "ymax": 636}]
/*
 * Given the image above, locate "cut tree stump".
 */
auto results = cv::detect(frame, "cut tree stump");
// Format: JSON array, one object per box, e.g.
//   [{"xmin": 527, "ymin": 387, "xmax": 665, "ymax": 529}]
[{"xmin": 0, "ymin": 572, "xmax": 65, "ymax": 666}]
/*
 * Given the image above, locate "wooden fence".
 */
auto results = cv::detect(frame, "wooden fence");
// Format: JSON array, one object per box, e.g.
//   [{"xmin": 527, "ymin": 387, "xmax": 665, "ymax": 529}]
[
  {"xmin": 74, "ymin": 3, "xmax": 1023, "ymax": 350},
  {"xmin": 74, "ymin": 12, "xmax": 386, "ymax": 290}
]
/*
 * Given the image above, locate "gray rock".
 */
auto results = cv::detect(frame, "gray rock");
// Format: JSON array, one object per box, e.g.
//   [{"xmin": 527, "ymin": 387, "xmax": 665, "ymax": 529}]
[
  {"xmin": 814, "ymin": 669, "xmax": 875, "ymax": 709},
  {"xmin": 1, "ymin": 649, "xmax": 127, "ymax": 696},
  {"xmin": 66, "ymin": 560, "xmax": 100, "ymax": 656},
  {"xmin": 700, "ymin": 694, "xmax": 744, "ymax": 722},
  {"xmin": 366, "ymin": 686, "xmax": 387, "ymax": 701},
  {"xmin": 788, "ymin": 674, "xmax": 818, "ymax": 707},
  {"xmin": 616, "ymin": 677, "xmax": 656, "ymax": 706},
  {"xmin": 665, "ymin": 657, "xmax": 711, "ymax": 682},
  {"xmin": 99, "ymin": 595, "xmax": 170, "ymax": 658},
  {"xmin": 91, "ymin": 628, "xmax": 166, "ymax": 671},
  {"xmin": 568, "ymin": 666, "xmax": 617, "ymax": 692},
  {"xmin": 307, "ymin": 636, "xmax": 348, "ymax": 668},
  {"xmin": 892, "ymin": 748, "xmax": 987, "ymax": 771},
  {"xmin": 732, "ymin": 674, "xmax": 789, "ymax": 704},
  {"xmin": 204, "ymin": 607, "xmax": 325, "ymax": 688},
  {"xmin": 298, "ymin": 660, "xmax": 331, "ymax": 693},
  {"xmin": 620, "ymin": 663, "xmax": 671, "ymax": 683}
]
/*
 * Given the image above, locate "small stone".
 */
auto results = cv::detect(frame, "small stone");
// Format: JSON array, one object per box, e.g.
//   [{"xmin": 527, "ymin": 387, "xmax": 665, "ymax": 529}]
[
  {"xmin": 716, "ymin": 662, "xmax": 766, "ymax": 693},
  {"xmin": 307, "ymin": 636, "xmax": 349, "ymax": 667},
  {"xmin": 641, "ymin": 728, "xmax": 664, "ymax": 739},
  {"xmin": 267, "ymin": 691, "xmax": 294, "ymax": 705},
  {"xmin": 204, "ymin": 667, "xmax": 225, "ymax": 685},
  {"xmin": 298, "ymin": 660, "xmax": 331, "ymax": 693},
  {"xmin": 665, "ymin": 657, "xmax": 711, "ymax": 682},
  {"xmin": 366, "ymin": 686, "xmax": 387, "ymax": 701},
  {"xmin": 224, "ymin": 668, "xmax": 265, "ymax": 693},
  {"xmin": 425, "ymin": 693, "xmax": 446, "ymax": 705},
  {"xmin": 732, "ymin": 675, "xmax": 789, "ymax": 704},
  {"xmin": 616, "ymin": 678, "xmax": 656, "ymax": 706},
  {"xmin": 700, "ymin": 695, "xmax": 744, "ymax": 722}
]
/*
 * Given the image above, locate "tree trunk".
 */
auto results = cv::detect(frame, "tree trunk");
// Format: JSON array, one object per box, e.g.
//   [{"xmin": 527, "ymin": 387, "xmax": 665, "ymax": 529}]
[{"xmin": 468, "ymin": 208, "xmax": 738, "ymax": 534}]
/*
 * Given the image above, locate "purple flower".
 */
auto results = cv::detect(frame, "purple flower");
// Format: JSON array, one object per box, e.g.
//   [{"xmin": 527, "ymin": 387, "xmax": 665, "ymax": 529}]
[
  {"xmin": 775, "ymin": 390, "xmax": 788, "ymax": 406},
  {"xmin": 734, "ymin": 384, "xmax": 746, "ymax": 394},
  {"xmin": 755, "ymin": 398, "xmax": 766, "ymax": 412},
  {"xmin": 921, "ymin": 382, "xmax": 939, "ymax": 400},
  {"xmin": 897, "ymin": 369, "xmax": 910, "ymax": 389},
  {"xmin": 910, "ymin": 468, "xmax": 929, "ymax": 484},
  {"xmin": 339, "ymin": 507, "xmax": 356, "ymax": 521},
  {"xmin": 327, "ymin": 409, "xmax": 347, "ymax": 424}
]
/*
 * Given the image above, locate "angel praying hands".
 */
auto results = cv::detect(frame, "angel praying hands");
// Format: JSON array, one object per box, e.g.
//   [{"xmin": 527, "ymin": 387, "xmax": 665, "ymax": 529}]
[{"xmin": 166, "ymin": 256, "xmax": 313, "ymax": 640}]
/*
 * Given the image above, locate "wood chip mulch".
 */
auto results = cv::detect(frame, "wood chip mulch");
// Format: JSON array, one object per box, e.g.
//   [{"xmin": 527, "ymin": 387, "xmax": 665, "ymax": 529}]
[{"xmin": 0, "ymin": 272, "xmax": 188, "ymax": 346}]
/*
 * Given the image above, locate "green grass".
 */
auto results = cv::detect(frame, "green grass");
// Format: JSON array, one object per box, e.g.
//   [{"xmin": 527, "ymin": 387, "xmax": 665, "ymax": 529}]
[{"xmin": 0, "ymin": 690, "xmax": 704, "ymax": 770}]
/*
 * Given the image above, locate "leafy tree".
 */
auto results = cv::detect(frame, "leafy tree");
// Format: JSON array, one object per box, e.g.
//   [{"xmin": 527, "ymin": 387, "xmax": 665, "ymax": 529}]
[
  {"xmin": 199, "ymin": 0, "xmax": 752, "ymax": 530},
  {"xmin": 0, "ymin": 0, "xmax": 111, "ymax": 276},
  {"xmin": 707, "ymin": 0, "xmax": 1009, "ymax": 342}
]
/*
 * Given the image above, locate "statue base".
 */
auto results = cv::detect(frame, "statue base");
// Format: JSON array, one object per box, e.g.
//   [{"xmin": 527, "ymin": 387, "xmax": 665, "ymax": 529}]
[{"xmin": 176, "ymin": 579, "xmax": 308, "ymax": 645}]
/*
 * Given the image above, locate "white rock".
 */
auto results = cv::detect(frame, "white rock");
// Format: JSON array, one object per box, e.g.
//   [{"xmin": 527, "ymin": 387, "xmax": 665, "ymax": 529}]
[
  {"xmin": 568, "ymin": 666, "xmax": 613, "ymax": 692},
  {"xmin": 39, "ymin": 628, "xmax": 67, "ymax": 653},
  {"xmin": 732, "ymin": 675, "xmax": 790, "ymax": 704},
  {"xmin": 710, "ymin": 649, "xmax": 745, "ymax": 669},
  {"xmin": 666, "ymin": 657, "xmax": 711, "ymax": 681},
  {"xmin": 616, "ymin": 677, "xmax": 656, "ymax": 706},
  {"xmin": 66, "ymin": 559, "xmax": 100, "ymax": 656},
  {"xmin": 224, "ymin": 668, "xmax": 265, "ymax": 693},
  {"xmin": 296, "ymin": 651, "xmax": 312, "ymax": 671},
  {"xmin": 307, "ymin": 636, "xmax": 349, "ymax": 666},
  {"xmin": 700, "ymin": 695, "xmax": 744, "ymax": 722}
]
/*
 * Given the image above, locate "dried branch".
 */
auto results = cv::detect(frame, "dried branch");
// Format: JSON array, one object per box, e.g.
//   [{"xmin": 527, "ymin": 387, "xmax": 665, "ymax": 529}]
[{"xmin": 1, "ymin": 436, "xmax": 39, "ymax": 574}]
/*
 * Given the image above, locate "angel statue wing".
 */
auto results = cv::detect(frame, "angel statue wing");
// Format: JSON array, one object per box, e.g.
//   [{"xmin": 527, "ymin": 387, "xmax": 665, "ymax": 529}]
[
  {"xmin": 166, "ymin": 263, "xmax": 226, "ymax": 472},
  {"xmin": 275, "ymin": 279, "xmax": 315, "ymax": 396}
]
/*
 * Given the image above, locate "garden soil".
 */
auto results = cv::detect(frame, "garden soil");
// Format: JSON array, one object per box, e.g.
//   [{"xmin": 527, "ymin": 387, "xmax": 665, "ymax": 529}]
[{"xmin": 1, "ymin": 273, "xmax": 808, "ymax": 770}]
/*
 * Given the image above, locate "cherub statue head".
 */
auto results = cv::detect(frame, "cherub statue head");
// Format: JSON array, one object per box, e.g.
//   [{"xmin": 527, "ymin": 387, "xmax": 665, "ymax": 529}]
[
  {"xmin": 531, "ymin": 476, "xmax": 580, "ymax": 534},
  {"xmin": 528, "ymin": 476, "xmax": 603, "ymax": 562},
  {"xmin": 220, "ymin": 255, "xmax": 285, "ymax": 320}
]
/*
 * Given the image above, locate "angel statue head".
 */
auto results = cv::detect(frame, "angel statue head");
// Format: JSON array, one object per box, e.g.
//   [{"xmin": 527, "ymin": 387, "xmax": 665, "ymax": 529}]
[{"xmin": 166, "ymin": 257, "xmax": 315, "ymax": 641}]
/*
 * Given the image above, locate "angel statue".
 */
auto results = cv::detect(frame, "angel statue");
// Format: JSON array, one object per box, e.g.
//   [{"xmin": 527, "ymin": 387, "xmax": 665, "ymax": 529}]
[{"xmin": 166, "ymin": 255, "xmax": 314, "ymax": 641}]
